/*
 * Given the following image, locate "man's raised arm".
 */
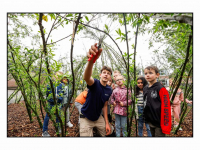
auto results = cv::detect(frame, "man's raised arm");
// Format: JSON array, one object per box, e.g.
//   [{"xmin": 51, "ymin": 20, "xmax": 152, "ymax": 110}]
[{"xmin": 84, "ymin": 43, "xmax": 102, "ymax": 86}]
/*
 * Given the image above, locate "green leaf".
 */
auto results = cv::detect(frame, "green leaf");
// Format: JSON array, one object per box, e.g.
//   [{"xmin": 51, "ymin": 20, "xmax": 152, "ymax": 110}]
[
  {"xmin": 85, "ymin": 16, "xmax": 89, "ymax": 22},
  {"xmin": 119, "ymin": 28, "xmax": 122, "ymax": 36},
  {"xmin": 144, "ymin": 16, "xmax": 150, "ymax": 23},
  {"xmin": 115, "ymin": 30, "xmax": 119, "ymax": 34},
  {"xmin": 119, "ymin": 19, "xmax": 122, "ymax": 24},
  {"xmin": 115, "ymin": 37, "xmax": 121, "ymax": 40},
  {"xmin": 163, "ymin": 23, "xmax": 168, "ymax": 28},
  {"xmin": 66, "ymin": 14, "xmax": 73, "ymax": 17},
  {"xmin": 105, "ymin": 24, "xmax": 108, "ymax": 31}
]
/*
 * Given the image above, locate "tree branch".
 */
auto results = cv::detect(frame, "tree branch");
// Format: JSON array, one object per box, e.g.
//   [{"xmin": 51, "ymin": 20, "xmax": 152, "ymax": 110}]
[
  {"xmin": 64, "ymin": 13, "xmax": 82, "ymax": 135},
  {"xmin": 38, "ymin": 13, "xmax": 63, "ymax": 136},
  {"xmin": 56, "ymin": 13, "xmax": 128, "ymax": 70},
  {"xmin": 46, "ymin": 34, "xmax": 72, "ymax": 45},
  {"xmin": 45, "ymin": 15, "xmax": 59, "ymax": 43}
]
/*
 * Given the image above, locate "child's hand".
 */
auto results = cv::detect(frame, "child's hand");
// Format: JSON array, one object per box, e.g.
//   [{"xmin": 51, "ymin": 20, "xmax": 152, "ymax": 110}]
[
  {"xmin": 113, "ymin": 102, "xmax": 116, "ymax": 107},
  {"xmin": 111, "ymin": 83, "xmax": 115, "ymax": 89},
  {"xmin": 120, "ymin": 102, "xmax": 123, "ymax": 106}
]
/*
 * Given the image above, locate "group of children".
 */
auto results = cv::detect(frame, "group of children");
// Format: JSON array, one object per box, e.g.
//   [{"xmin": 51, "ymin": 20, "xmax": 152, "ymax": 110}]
[{"xmin": 42, "ymin": 43, "xmax": 192, "ymax": 137}]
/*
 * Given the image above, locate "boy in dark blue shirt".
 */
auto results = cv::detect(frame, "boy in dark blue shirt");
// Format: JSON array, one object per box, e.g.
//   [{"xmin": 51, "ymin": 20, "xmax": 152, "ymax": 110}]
[{"xmin": 80, "ymin": 43, "xmax": 112, "ymax": 136}]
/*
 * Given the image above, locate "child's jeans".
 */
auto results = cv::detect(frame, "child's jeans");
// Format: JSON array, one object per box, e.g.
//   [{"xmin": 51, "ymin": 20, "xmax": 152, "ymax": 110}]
[
  {"xmin": 115, "ymin": 114, "xmax": 127, "ymax": 137},
  {"xmin": 75, "ymin": 102, "xmax": 83, "ymax": 123},
  {"xmin": 43, "ymin": 104, "xmax": 62, "ymax": 132},
  {"xmin": 137, "ymin": 105, "xmax": 152, "ymax": 137},
  {"xmin": 75, "ymin": 102, "xmax": 83, "ymax": 114}
]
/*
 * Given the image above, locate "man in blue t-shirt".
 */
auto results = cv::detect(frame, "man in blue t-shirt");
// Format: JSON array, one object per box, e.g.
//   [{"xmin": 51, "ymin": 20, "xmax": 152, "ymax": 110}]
[{"xmin": 80, "ymin": 43, "xmax": 112, "ymax": 136}]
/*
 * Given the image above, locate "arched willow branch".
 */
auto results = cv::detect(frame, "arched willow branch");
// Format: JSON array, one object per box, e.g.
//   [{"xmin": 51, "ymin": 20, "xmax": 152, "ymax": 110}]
[
  {"xmin": 56, "ymin": 13, "xmax": 128, "ymax": 70},
  {"xmin": 8, "ymin": 87, "xmax": 20, "ymax": 103},
  {"xmin": 170, "ymin": 35, "xmax": 192, "ymax": 104}
]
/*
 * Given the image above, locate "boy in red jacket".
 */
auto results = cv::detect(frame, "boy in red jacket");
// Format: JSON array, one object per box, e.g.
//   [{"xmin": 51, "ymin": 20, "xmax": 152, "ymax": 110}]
[{"xmin": 143, "ymin": 66, "xmax": 171, "ymax": 137}]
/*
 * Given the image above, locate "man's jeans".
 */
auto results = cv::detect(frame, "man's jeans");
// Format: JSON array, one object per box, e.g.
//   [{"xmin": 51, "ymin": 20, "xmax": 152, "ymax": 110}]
[
  {"xmin": 115, "ymin": 114, "xmax": 127, "ymax": 137},
  {"xmin": 43, "ymin": 104, "xmax": 62, "ymax": 132},
  {"xmin": 137, "ymin": 105, "xmax": 152, "ymax": 137}
]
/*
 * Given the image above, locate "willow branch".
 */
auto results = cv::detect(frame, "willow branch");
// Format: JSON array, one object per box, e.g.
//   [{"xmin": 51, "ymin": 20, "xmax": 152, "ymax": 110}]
[
  {"xmin": 56, "ymin": 13, "xmax": 128, "ymax": 70},
  {"xmin": 38, "ymin": 13, "xmax": 62, "ymax": 136},
  {"xmin": 170, "ymin": 35, "xmax": 192, "ymax": 103},
  {"xmin": 64, "ymin": 13, "xmax": 82, "ymax": 135},
  {"xmin": 123, "ymin": 14, "xmax": 130, "ymax": 135},
  {"xmin": 45, "ymin": 15, "xmax": 59, "ymax": 43},
  {"xmin": 46, "ymin": 34, "xmax": 72, "ymax": 45}
]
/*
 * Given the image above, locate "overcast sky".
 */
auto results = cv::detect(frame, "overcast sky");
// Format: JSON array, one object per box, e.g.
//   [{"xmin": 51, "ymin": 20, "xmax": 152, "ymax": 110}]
[{"xmin": 19, "ymin": 13, "xmax": 164, "ymax": 69}]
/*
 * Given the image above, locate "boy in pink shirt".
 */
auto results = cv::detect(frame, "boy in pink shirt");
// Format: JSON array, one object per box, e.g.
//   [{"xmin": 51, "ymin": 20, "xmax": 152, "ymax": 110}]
[{"xmin": 110, "ymin": 75, "xmax": 132, "ymax": 137}]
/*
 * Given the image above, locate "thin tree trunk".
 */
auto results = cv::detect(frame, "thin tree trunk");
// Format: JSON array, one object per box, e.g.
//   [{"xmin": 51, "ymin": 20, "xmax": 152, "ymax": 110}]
[
  {"xmin": 126, "ymin": 13, "xmax": 140, "ymax": 137},
  {"xmin": 38, "ymin": 13, "xmax": 63, "ymax": 136},
  {"xmin": 64, "ymin": 13, "xmax": 81, "ymax": 136},
  {"xmin": 123, "ymin": 13, "xmax": 130, "ymax": 136}
]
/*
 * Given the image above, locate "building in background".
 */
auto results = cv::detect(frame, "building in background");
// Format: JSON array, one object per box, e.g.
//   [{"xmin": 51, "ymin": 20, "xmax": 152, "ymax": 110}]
[{"xmin": 158, "ymin": 69, "xmax": 169, "ymax": 87}]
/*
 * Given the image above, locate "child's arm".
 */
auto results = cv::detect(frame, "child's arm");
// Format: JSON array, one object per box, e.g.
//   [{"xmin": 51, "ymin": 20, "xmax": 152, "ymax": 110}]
[
  {"xmin": 103, "ymin": 101, "xmax": 111, "ymax": 135},
  {"xmin": 84, "ymin": 43, "xmax": 102, "ymax": 86},
  {"xmin": 110, "ymin": 91, "xmax": 116, "ymax": 105},
  {"xmin": 159, "ymin": 87, "xmax": 172, "ymax": 134},
  {"xmin": 68, "ymin": 85, "xmax": 73, "ymax": 103},
  {"xmin": 179, "ymin": 90, "xmax": 192, "ymax": 104},
  {"xmin": 83, "ymin": 91, "xmax": 88, "ymax": 98},
  {"xmin": 56, "ymin": 83, "xmax": 64, "ymax": 104}
]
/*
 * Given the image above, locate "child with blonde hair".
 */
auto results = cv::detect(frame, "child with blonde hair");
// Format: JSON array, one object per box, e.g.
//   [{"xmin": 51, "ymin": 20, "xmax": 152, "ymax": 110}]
[
  {"xmin": 111, "ymin": 75, "xmax": 132, "ymax": 137},
  {"xmin": 112, "ymin": 70, "xmax": 121, "ymax": 90}
]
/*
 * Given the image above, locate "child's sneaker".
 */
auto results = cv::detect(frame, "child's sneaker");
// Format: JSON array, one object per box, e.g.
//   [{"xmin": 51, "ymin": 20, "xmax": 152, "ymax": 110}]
[
  {"xmin": 174, "ymin": 125, "xmax": 178, "ymax": 128},
  {"xmin": 42, "ymin": 131, "xmax": 50, "ymax": 137},
  {"xmin": 66, "ymin": 121, "xmax": 73, "ymax": 128},
  {"xmin": 58, "ymin": 128, "xmax": 61, "ymax": 134},
  {"xmin": 174, "ymin": 125, "xmax": 182, "ymax": 131},
  {"xmin": 179, "ymin": 127, "xmax": 183, "ymax": 131}
]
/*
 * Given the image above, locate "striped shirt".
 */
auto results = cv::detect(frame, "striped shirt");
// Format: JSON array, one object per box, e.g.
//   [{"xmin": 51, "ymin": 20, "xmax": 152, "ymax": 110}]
[{"xmin": 136, "ymin": 91, "xmax": 144, "ymax": 106}]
